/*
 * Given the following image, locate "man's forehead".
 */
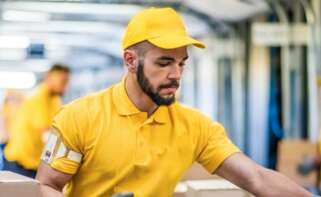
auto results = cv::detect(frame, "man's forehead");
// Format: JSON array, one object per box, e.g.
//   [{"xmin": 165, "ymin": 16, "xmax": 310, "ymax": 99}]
[{"xmin": 146, "ymin": 45, "xmax": 188, "ymax": 60}]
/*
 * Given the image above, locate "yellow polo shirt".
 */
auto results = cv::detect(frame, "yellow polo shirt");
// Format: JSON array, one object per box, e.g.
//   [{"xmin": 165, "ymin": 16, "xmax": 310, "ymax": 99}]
[
  {"xmin": 50, "ymin": 78, "xmax": 240, "ymax": 197},
  {"xmin": 4, "ymin": 84, "xmax": 61, "ymax": 170}
]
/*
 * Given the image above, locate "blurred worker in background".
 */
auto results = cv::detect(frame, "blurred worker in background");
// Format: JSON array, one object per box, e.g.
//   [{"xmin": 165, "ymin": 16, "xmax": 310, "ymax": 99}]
[
  {"xmin": 37, "ymin": 7, "xmax": 311, "ymax": 197},
  {"xmin": 0, "ymin": 90, "xmax": 25, "ymax": 170},
  {"xmin": 0, "ymin": 90, "xmax": 25, "ymax": 144},
  {"xmin": 3, "ymin": 64, "xmax": 70, "ymax": 178}
]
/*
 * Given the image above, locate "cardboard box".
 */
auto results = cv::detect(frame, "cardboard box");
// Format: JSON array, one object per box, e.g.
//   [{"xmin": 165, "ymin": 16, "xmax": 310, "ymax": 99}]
[
  {"xmin": 0, "ymin": 171, "xmax": 42, "ymax": 197},
  {"xmin": 174, "ymin": 163, "xmax": 252, "ymax": 197},
  {"xmin": 277, "ymin": 139, "xmax": 317, "ymax": 187},
  {"xmin": 174, "ymin": 182, "xmax": 188, "ymax": 197},
  {"xmin": 185, "ymin": 179, "xmax": 252, "ymax": 197},
  {"xmin": 174, "ymin": 163, "xmax": 219, "ymax": 197}
]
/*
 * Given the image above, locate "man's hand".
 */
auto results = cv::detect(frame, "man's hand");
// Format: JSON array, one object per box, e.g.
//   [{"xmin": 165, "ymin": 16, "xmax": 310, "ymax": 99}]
[
  {"xmin": 36, "ymin": 161, "xmax": 73, "ymax": 197},
  {"xmin": 215, "ymin": 153, "xmax": 311, "ymax": 197}
]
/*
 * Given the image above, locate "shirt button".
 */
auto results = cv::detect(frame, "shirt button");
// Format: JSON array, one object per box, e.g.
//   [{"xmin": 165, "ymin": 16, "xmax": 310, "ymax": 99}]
[{"xmin": 114, "ymin": 185, "xmax": 120, "ymax": 191}]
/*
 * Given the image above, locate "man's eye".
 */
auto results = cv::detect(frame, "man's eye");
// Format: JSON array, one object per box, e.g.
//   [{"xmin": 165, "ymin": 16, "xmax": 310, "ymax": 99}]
[{"xmin": 157, "ymin": 62, "xmax": 170, "ymax": 67}]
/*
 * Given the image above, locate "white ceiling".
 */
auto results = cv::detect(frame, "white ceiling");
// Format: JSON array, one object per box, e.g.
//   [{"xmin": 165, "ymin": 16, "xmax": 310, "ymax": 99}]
[
  {"xmin": 0, "ymin": 0, "xmax": 269, "ymax": 71},
  {"xmin": 183, "ymin": 0, "xmax": 269, "ymax": 21}
]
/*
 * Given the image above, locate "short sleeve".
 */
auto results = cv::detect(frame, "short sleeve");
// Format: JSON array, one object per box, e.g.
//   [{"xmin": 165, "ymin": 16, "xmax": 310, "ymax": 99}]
[
  {"xmin": 49, "ymin": 103, "xmax": 87, "ymax": 175},
  {"xmin": 196, "ymin": 121, "xmax": 240, "ymax": 174}
]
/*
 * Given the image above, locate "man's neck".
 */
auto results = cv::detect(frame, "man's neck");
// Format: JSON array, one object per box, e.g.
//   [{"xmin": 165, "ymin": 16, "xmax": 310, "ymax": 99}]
[{"xmin": 125, "ymin": 75, "xmax": 158, "ymax": 116}]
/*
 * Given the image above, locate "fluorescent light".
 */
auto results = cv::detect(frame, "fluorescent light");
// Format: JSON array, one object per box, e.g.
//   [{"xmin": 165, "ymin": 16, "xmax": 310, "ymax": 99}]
[
  {"xmin": 0, "ymin": 71, "xmax": 36, "ymax": 89},
  {"xmin": 0, "ymin": 36, "xmax": 30, "ymax": 49},
  {"xmin": 3, "ymin": 2, "xmax": 141, "ymax": 17},
  {"xmin": 2, "ymin": 10, "xmax": 50, "ymax": 22},
  {"xmin": 0, "ymin": 49, "xmax": 26, "ymax": 60}
]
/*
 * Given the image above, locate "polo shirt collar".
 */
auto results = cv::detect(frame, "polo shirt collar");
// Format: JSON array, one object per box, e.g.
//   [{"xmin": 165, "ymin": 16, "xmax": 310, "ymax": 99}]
[
  {"xmin": 113, "ymin": 77, "xmax": 141, "ymax": 116},
  {"xmin": 152, "ymin": 105, "xmax": 170, "ymax": 124}
]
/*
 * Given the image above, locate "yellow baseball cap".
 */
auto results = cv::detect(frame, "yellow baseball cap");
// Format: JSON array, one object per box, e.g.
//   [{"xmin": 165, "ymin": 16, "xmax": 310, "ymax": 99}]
[{"xmin": 122, "ymin": 7, "xmax": 206, "ymax": 49}]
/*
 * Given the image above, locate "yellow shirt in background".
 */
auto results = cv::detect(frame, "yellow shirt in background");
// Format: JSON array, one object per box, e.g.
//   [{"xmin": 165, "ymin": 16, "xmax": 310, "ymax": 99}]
[
  {"xmin": 4, "ymin": 84, "xmax": 61, "ymax": 170},
  {"xmin": 1, "ymin": 90, "xmax": 25, "ymax": 143},
  {"xmin": 50, "ymin": 78, "xmax": 240, "ymax": 197}
]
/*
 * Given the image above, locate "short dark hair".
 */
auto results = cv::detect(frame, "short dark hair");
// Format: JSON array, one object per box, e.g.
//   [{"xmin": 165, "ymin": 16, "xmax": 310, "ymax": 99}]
[
  {"xmin": 48, "ymin": 63, "xmax": 70, "ymax": 74},
  {"xmin": 127, "ymin": 41, "xmax": 152, "ymax": 58}
]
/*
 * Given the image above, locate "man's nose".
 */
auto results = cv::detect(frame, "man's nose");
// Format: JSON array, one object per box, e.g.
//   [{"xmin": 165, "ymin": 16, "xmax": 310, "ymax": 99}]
[{"xmin": 168, "ymin": 64, "xmax": 182, "ymax": 80}]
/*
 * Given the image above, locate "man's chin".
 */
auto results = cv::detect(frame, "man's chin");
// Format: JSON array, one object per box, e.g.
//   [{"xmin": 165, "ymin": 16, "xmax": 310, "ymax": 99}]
[
  {"xmin": 159, "ymin": 94, "xmax": 175, "ymax": 100},
  {"xmin": 157, "ymin": 96, "xmax": 175, "ymax": 106},
  {"xmin": 161, "ymin": 95, "xmax": 174, "ymax": 99}
]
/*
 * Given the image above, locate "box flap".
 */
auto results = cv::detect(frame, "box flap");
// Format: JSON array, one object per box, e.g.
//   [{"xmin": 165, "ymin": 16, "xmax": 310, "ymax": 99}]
[{"xmin": 0, "ymin": 171, "xmax": 41, "ymax": 197}]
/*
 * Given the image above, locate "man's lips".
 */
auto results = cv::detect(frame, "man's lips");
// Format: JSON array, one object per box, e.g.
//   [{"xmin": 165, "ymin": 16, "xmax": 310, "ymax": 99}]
[{"xmin": 161, "ymin": 86, "xmax": 178, "ymax": 94}]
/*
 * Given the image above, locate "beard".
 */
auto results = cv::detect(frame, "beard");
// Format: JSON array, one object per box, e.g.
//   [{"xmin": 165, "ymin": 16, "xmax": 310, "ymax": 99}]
[{"xmin": 136, "ymin": 61, "xmax": 179, "ymax": 106}]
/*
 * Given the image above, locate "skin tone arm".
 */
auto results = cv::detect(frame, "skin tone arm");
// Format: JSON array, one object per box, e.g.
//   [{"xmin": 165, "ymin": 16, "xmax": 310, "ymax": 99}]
[
  {"xmin": 215, "ymin": 153, "xmax": 311, "ymax": 197},
  {"xmin": 36, "ymin": 161, "xmax": 73, "ymax": 197}
]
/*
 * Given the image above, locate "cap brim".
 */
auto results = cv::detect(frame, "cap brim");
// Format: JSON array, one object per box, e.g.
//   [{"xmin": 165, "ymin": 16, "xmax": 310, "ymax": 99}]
[{"xmin": 148, "ymin": 35, "xmax": 206, "ymax": 49}]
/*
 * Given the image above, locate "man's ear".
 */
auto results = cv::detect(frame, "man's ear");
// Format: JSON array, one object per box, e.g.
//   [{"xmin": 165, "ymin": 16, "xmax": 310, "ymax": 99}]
[{"xmin": 123, "ymin": 50, "xmax": 139, "ymax": 73}]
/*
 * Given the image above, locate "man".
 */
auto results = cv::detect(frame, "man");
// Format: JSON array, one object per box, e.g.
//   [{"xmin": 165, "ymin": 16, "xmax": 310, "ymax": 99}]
[
  {"xmin": 4, "ymin": 64, "xmax": 70, "ymax": 178},
  {"xmin": 36, "ymin": 8, "xmax": 311, "ymax": 197}
]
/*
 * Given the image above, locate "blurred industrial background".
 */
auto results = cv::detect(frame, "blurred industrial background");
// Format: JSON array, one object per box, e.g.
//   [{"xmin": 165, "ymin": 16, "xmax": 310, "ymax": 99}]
[{"xmin": 0, "ymin": 0, "xmax": 321, "ymax": 193}]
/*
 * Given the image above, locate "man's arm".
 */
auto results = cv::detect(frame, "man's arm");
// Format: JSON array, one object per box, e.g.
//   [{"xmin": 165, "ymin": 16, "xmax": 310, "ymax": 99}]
[
  {"xmin": 215, "ymin": 152, "xmax": 311, "ymax": 197},
  {"xmin": 36, "ymin": 161, "xmax": 73, "ymax": 197}
]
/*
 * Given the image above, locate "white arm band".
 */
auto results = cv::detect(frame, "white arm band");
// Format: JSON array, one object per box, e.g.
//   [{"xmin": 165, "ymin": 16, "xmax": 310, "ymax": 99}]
[{"xmin": 41, "ymin": 129, "xmax": 83, "ymax": 164}]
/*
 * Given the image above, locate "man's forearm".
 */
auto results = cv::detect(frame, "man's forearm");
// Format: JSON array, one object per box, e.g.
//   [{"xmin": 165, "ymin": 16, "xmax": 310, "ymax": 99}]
[
  {"xmin": 40, "ymin": 184, "xmax": 65, "ymax": 197},
  {"xmin": 252, "ymin": 168, "xmax": 310, "ymax": 197}
]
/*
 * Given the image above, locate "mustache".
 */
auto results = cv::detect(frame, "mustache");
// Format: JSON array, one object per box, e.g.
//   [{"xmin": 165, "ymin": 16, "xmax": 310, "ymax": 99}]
[{"xmin": 159, "ymin": 80, "xmax": 180, "ymax": 89}]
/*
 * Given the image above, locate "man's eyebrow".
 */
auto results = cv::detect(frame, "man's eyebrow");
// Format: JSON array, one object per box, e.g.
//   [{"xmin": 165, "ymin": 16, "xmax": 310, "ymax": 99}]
[
  {"xmin": 156, "ymin": 56, "xmax": 175, "ymax": 61},
  {"xmin": 156, "ymin": 56, "xmax": 189, "ymax": 61}
]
